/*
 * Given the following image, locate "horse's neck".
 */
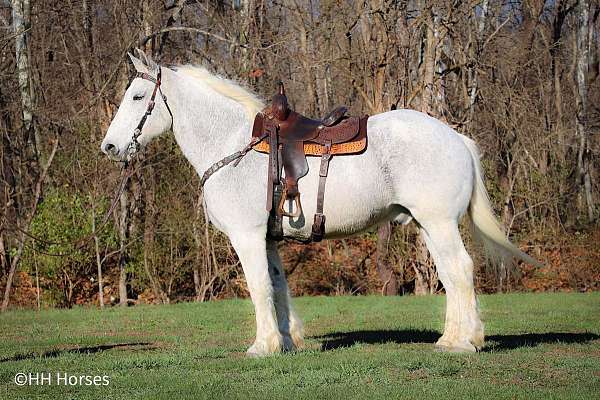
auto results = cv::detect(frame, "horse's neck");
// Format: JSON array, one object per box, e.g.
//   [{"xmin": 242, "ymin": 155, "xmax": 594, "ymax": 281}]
[{"xmin": 165, "ymin": 70, "xmax": 252, "ymax": 175}]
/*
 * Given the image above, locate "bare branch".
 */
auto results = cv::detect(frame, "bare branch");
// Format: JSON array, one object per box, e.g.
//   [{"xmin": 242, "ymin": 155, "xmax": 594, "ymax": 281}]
[
  {"xmin": 482, "ymin": 17, "xmax": 511, "ymax": 51},
  {"xmin": 139, "ymin": 26, "xmax": 282, "ymax": 51}
]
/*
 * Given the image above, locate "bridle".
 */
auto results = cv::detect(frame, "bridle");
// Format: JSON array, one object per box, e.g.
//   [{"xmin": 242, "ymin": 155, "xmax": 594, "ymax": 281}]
[
  {"xmin": 127, "ymin": 64, "xmax": 267, "ymax": 188},
  {"xmin": 130, "ymin": 64, "xmax": 268, "ymax": 188},
  {"xmin": 128, "ymin": 66, "xmax": 174, "ymax": 156},
  {"xmin": 126, "ymin": 64, "xmax": 266, "ymax": 188}
]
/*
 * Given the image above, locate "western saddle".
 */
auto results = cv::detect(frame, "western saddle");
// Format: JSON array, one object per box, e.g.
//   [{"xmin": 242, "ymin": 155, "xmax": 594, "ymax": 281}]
[{"xmin": 251, "ymin": 82, "xmax": 369, "ymax": 242}]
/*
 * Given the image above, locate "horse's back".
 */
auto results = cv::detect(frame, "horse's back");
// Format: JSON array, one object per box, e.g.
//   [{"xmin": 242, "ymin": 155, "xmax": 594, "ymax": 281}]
[{"xmin": 368, "ymin": 109, "xmax": 470, "ymax": 157}]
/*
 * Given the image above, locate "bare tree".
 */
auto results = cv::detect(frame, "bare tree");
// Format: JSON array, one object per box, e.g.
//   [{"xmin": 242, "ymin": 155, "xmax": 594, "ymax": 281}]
[
  {"xmin": 575, "ymin": 0, "xmax": 594, "ymax": 222},
  {"xmin": 12, "ymin": 0, "xmax": 39, "ymax": 158}
]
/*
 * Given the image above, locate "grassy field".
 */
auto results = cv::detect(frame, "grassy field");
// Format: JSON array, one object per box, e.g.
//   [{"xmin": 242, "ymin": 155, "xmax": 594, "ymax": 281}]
[{"xmin": 0, "ymin": 293, "xmax": 598, "ymax": 399}]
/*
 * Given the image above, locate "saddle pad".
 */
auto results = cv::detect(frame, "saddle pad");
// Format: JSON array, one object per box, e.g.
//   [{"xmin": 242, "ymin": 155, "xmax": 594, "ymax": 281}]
[{"xmin": 253, "ymin": 138, "xmax": 367, "ymax": 156}]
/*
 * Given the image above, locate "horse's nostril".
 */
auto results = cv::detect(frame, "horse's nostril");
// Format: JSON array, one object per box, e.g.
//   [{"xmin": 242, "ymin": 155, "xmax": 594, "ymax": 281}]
[{"xmin": 104, "ymin": 143, "xmax": 116, "ymax": 154}]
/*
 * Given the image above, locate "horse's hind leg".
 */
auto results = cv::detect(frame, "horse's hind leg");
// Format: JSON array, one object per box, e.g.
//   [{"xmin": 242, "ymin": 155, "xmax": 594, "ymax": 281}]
[
  {"xmin": 420, "ymin": 219, "xmax": 484, "ymax": 352},
  {"xmin": 266, "ymin": 241, "xmax": 304, "ymax": 351}
]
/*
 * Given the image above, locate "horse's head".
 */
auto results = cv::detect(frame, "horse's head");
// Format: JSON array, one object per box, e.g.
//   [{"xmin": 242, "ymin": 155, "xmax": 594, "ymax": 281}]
[{"xmin": 101, "ymin": 49, "xmax": 173, "ymax": 161}]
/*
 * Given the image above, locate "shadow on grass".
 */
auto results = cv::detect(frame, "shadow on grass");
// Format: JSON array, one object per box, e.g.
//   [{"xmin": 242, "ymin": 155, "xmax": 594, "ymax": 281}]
[
  {"xmin": 314, "ymin": 329, "xmax": 439, "ymax": 351},
  {"xmin": 485, "ymin": 332, "xmax": 600, "ymax": 351},
  {"xmin": 313, "ymin": 329, "xmax": 600, "ymax": 352},
  {"xmin": 0, "ymin": 342, "xmax": 159, "ymax": 362}
]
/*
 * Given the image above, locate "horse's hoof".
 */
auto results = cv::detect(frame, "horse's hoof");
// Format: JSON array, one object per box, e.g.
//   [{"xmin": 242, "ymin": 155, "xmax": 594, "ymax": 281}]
[
  {"xmin": 435, "ymin": 341, "xmax": 477, "ymax": 353},
  {"xmin": 246, "ymin": 343, "xmax": 269, "ymax": 357},
  {"xmin": 289, "ymin": 316, "xmax": 305, "ymax": 349},
  {"xmin": 246, "ymin": 333, "xmax": 284, "ymax": 357},
  {"xmin": 290, "ymin": 329, "xmax": 305, "ymax": 350}
]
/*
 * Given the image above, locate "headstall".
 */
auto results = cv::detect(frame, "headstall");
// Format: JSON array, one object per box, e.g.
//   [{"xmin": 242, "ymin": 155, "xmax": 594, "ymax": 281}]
[{"xmin": 128, "ymin": 66, "xmax": 174, "ymax": 156}]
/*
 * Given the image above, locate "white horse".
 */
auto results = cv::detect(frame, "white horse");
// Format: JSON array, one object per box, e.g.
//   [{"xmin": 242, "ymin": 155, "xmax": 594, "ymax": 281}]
[{"xmin": 101, "ymin": 52, "xmax": 539, "ymax": 356}]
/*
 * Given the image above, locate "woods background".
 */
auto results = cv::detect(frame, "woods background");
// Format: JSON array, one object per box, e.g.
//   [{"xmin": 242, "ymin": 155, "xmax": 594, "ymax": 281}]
[{"xmin": 1, "ymin": 0, "xmax": 599, "ymax": 310}]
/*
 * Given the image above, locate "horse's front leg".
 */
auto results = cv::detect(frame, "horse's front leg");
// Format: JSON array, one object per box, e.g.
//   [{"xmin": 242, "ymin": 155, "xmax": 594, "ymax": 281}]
[{"xmin": 230, "ymin": 233, "xmax": 283, "ymax": 356}]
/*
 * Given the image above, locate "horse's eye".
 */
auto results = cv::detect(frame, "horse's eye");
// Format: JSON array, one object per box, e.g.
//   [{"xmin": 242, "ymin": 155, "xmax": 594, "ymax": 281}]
[{"xmin": 133, "ymin": 94, "xmax": 144, "ymax": 101}]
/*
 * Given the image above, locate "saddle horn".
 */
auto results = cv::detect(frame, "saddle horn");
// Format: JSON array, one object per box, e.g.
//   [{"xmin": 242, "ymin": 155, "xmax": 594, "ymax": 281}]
[{"xmin": 272, "ymin": 81, "xmax": 290, "ymax": 121}]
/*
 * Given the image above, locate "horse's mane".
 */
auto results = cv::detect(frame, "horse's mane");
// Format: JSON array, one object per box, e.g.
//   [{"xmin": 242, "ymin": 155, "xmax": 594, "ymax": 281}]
[{"xmin": 175, "ymin": 65, "xmax": 265, "ymax": 119}]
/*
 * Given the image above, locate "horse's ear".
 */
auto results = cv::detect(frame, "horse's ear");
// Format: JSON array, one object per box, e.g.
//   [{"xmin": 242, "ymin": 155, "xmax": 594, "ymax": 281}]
[
  {"xmin": 144, "ymin": 53, "xmax": 158, "ymax": 74},
  {"xmin": 128, "ymin": 52, "xmax": 147, "ymax": 73},
  {"xmin": 134, "ymin": 48, "xmax": 147, "ymax": 63},
  {"xmin": 134, "ymin": 48, "xmax": 158, "ymax": 74}
]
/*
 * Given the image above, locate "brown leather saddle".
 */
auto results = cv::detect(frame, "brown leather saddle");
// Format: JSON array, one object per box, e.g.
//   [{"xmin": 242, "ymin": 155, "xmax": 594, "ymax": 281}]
[{"xmin": 252, "ymin": 82, "xmax": 369, "ymax": 242}]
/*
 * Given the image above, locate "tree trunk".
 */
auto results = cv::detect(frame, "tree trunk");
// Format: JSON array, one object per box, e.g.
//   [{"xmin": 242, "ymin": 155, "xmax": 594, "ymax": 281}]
[
  {"xmin": 91, "ymin": 205, "xmax": 105, "ymax": 308},
  {"xmin": 117, "ymin": 177, "xmax": 131, "ymax": 306},
  {"xmin": 12, "ymin": 0, "xmax": 40, "ymax": 160},
  {"xmin": 0, "ymin": 234, "xmax": 6, "ymax": 278},
  {"xmin": 34, "ymin": 254, "xmax": 40, "ymax": 309},
  {"xmin": 297, "ymin": 19, "xmax": 319, "ymax": 115},
  {"xmin": 414, "ymin": 230, "xmax": 437, "ymax": 295},
  {"xmin": 192, "ymin": 190, "xmax": 204, "ymax": 301},
  {"xmin": 238, "ymin": 0, "xmax": 253, "ymax": 78},
  {"xmin": 141, "ymin": 165, "xmax": 166, "ymax": 304},
  {"xmin": 1, "ymin": 240, "xmax": 25, "ymax": 311},
  {"xmin": 370, "ymin": 0, "xmax": 387, "ymax": 113},
  {"xmin": 466, "ymin": 0, "xmax": 488, "ymax": 127},
  {"xmin": 421, "ymin": 7, "xmax": 436, "ymax": 115},
  {"xmin": 574, "ymin": 0, "xmax": 594, "ymax": 222},
  {"xmin": 376, "ymin": 223, "xmax": 397, "ymax": 295},
  {"xmin": 158, "ymin": 0, "xmax": 186, "ymax": 57},
  {"xmin": 551, "ymin": 0, "xmax": 568, "ymax": 163}
]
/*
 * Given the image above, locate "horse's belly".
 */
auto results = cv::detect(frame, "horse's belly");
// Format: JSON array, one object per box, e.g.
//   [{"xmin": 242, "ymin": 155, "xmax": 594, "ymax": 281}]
[{"xmin": 282, "ymin": 148, "xmax": 395, "ymax": 241}]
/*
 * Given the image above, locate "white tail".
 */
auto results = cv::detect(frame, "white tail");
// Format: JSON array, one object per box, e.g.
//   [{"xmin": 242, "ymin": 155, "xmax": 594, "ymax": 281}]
[{"xmin": 460, "ymin": 135, "xmax": 542, "ymax": 267}]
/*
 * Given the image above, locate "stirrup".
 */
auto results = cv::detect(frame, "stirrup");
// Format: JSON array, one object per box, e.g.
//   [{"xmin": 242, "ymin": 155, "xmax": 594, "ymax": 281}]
[{"xmin": 278, "ymin": 189, "xmax": 303, "ymax": 218}]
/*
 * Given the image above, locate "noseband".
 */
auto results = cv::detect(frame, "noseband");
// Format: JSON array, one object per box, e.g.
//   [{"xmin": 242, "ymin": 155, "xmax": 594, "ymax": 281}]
[{"xmin": 128, "ymin": 66, "xmax": 174, "ymax": 155}]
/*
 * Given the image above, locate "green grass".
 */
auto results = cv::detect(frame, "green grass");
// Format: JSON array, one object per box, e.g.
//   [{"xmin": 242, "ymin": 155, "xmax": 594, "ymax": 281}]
[{"xmin": 0, "ymin": 293, "xmax": 598, "ymax": 399}]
